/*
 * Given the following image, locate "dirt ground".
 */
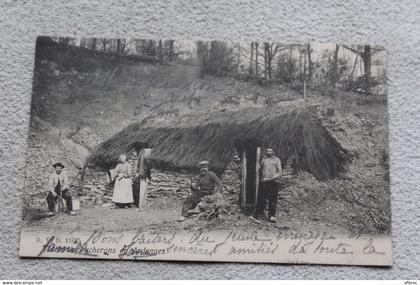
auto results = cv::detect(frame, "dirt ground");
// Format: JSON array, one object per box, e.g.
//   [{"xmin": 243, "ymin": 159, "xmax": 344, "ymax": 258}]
[
  {"xmin": 25, "ymin": 197, "xmax": 181, "ymax": 233},
  {"xmin": 23, "ymin": 192, "xmax": 349, "ymax": 236}
]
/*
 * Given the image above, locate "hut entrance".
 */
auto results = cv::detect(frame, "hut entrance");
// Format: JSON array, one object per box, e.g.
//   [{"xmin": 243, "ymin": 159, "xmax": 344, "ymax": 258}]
[{"xmin": 240, "ymin": 145, "xmax": 261, "ymax": 213}]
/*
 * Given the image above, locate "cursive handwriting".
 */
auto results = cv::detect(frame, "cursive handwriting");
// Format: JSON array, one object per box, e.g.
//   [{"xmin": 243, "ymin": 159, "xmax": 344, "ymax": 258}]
[
  {"xmin": 189, "ymin": 232, "xmax": 216, "ymax": 244},
  {"xmin": 228, "ymin": 242, "xmax": 279, "ymax": 255},
  {"xmin": 224, "ymin": 231, "xmax": 270, "ymax": 243},
  {"xmin": 363, "ymin": 238, "xmax": 385, "ymax": 255},
  {"xmin": 38, "ymin": 234, "xmax": 97, "ymax": 257}
]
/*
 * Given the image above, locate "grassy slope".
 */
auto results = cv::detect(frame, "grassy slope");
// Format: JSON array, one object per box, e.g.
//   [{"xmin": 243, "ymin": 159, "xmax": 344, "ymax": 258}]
[
  {"xmin": 33, "ymin": 47, "xmax": 300, "ymax": 141},
  {"xmin": 287, "ymin": 89, "xmax": 391, "ymax": 234}
]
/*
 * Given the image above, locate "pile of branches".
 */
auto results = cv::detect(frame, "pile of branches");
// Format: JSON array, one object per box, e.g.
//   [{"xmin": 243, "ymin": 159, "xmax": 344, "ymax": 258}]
[{"xmin": 190, "ymin": 194, "xmax": 236, "ymax": 222}]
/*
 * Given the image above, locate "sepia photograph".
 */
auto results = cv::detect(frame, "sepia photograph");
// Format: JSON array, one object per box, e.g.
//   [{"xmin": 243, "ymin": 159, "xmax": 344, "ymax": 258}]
[{"xmin": 19, "ymin": 36, "xmax": 391, "ymax": 265}]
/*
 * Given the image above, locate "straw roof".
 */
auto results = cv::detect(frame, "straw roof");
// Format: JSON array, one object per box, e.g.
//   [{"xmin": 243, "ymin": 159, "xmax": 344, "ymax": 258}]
[{"xmin": 90, "ymin": 103, "xmax": 349, "ymax": 180}]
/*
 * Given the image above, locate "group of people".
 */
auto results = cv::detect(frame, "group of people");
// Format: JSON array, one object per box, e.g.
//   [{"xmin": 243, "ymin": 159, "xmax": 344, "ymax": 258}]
[
  {"xmin": 108, "ymin": 149, "xmax": 152, "ymax": 210},
  {"xmin": 176, "ymin": 147, "xmax": 283, "ymax": 223},
  {"xmin": 45, "ymin": 148, "xmax": 152, "ymax": 217},
  {"xmin": 46, "ymin": 147, "xmax": 283, "ymax": 224}
]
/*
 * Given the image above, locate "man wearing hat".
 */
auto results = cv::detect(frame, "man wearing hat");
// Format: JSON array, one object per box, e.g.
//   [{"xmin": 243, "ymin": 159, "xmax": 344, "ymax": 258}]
[
  {"xmin": 177, "ymin": 160, "xmax": 222, "ymax": 222},
  {"xmin": 46, "ymin": 162, "xmax": 76, "ymax": 216}
]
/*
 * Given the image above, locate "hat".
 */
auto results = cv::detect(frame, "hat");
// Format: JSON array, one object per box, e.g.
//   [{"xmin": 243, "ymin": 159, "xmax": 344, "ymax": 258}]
[
  {"xmin": 198, "ymin": 160, "xmax": 210, "ymax": 167},
  {"xmin": 53, "ymin": 162, "xmax": 65, "ymax": 168}
]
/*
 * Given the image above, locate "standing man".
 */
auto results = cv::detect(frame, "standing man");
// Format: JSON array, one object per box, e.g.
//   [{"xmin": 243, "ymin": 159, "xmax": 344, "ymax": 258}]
[
  {"xmin": 254, "ymin": 147, "xmax": 282, "ymax": 223},
  {"xmin": 177, "ymin": 160, "xmax": 223, "ymax": 222},
  {"xmin": 46, "ymin": 162, "xmax": 76, "ymax": 216}
]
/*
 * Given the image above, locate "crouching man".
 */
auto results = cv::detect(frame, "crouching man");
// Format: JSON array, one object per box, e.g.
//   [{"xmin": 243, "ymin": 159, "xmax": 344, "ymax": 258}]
[
  {"xmin": 177, "ymin": 161, "xmax": 222, "ymax": 222},
  {"xmin": 46, "ymin": 162, "xmax": 76, "ymax": 216}
]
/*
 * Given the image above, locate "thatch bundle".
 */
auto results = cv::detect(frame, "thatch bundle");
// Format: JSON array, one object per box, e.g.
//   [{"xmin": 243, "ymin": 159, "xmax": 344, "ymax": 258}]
[{"xmin": 90, "ymin": 103, "xmax": 349, "ymax": 180}]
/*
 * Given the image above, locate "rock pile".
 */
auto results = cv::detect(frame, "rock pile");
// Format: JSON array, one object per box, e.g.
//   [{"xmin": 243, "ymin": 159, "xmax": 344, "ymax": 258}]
[
  {"xmin": 79, "ymin": 170, "xmax": 112, "ymax": 207},
  {"xmin": 147, "ymin": 172, "xmax": 191, "ymax": 200},
  {"xmin": 78, "ymin": 169, "xmax": 193, "ymax": 208}
]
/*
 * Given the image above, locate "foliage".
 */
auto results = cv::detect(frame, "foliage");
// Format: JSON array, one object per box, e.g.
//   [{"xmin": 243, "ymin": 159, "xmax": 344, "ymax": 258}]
[{"xmin": 198, "ymin": 41, "xmax": 237, "ymax": 77}]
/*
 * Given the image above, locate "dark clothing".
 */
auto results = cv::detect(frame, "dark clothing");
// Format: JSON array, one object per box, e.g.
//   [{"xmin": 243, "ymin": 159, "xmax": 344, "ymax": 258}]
[
  {"xmin": 132, "ymin": 176, "xmax": 140, "ymax": 207},
  {"xmin": 182, "ymin": 191, "xmax": 206, "ymax": 216},
  {"xmin": 132, "ymin": 160, "xmax": 152, "ymax": 208},
  {"xmin": 137, "ymin": 155, "xmax": 152, "ymax": 180},
  {"xmin": 142, "ymin": 160, "xmax": 152, "ymax": 180},
  {"xmin": 46, "ymin": 182, "xmax": 73, "ymax": 212},
  {"xmin": 193, "ymin": 171, "xmax": 222, "ymax": 195},
  {"xmin": 181, "ymin": 170, "xmax": 222, "ymax": 216},
  {"xmin": 115, "ymin": 202, "xmax": 131, "ymax": 208},
  {"xmin": 255, "ymin": 181, "xmax": 279, "ymax": 218}
]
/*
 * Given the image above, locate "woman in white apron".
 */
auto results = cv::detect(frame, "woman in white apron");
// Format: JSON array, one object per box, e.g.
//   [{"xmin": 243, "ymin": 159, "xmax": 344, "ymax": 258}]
[{"xmin": 110, "ymin": 154, "xmax": 133, "ymax": 208}]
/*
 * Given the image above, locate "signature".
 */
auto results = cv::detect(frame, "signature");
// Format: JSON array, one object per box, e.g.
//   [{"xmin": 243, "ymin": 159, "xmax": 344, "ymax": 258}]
[{"xmin": 37, "ymin": 232, "xmax": 99, "ymax": 257}]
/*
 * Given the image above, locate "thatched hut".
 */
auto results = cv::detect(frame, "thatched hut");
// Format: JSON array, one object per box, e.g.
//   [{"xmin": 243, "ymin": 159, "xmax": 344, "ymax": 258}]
[{"xmin": 90, "ymin": 102, "xmax": 349, "ymax": 182}]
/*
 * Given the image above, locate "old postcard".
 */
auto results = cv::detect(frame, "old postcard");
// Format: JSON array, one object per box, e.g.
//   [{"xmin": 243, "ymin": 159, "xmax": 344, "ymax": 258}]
[{"xmin": 19, "ymin": 36, "xmax": 391, "ymax": 265}]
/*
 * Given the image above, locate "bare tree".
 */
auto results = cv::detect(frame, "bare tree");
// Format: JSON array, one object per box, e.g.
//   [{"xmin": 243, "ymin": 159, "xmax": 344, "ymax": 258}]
[
  {"xmin": 263, "ymin": 43, "xmax": 283, "ymax": 79},
  {"xmin": 146, "ymin": 40, "xmax": 157, "ymax": 59},
  {"xmin": 58, "ymin": 37, "xmax": 70, "ymax": 45},
  {"xmin": 332, "ymin": 44, "xmax": 340, "ymax": 86},
  {"xmin": 255, "ymin": 42, "xmax": 259, "ymax": 77},
  {"xmin": 249, "ymin": 42, "xmax": 254, "ymax": 76},
  {"xmin": 307, "ymin": 43, "xmax": 313, "ymax": 82},
  {"xmin": 342, "ymin": 44, "xmax": 383, "ymax": 92},
  {"xmin": 116, "ymin": 39, "xmax": 126, "ymax": 53},
  {"xmin": 158, "ymin": 40, "xmax": 163, "ymax": 62},
  {"xmin": 167, "ymin": 40, "xmax": 175, "ymax": 62},
  {"xmin": 91, "ymin": 38, "xmax": 97, "ymax": 51},
  {"xmin": 79, "ymin": 38, "xmax": 87, "ymax": 49},
  {"xmin": 101, "ymin": 38, "xmax": 107, "ymax": 52},
  {"xmin": 361, "ymin": 45, "xmax": 371, "ymax": 83}
]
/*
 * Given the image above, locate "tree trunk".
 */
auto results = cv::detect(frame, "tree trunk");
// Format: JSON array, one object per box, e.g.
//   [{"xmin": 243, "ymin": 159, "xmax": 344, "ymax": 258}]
[
  {"xmin": 350, "ymin": 53, "xmax": 359, "ymax": 79},
  {"xmin": 59, "ymin": 37, "xmax": 70, "ymax": 45},
  {"xmin": 79, "ymin": 38, "xmax": 86, "ymax": 48},
  {"xmin": 91, "ymin": 38, "xmax": 97, "ymax": 51},
  {"xmin": 79, "ymin": 157, "xmax": 90, "ymax": 196},
  {"xmin": 249, "ymin": 42, "xmax": 254, "ymax": 76},
  {"xmin": 121, "ymin": 39, "xmax": 126, "ymax": 53},
  {"xmin": 255, "ymin": 42, "xmax": 259, "ymax": 77},
  {"xmin": 307, "ymin": 43, "xmax": 312, "ymax": 82},
  {"xmin": 264, "ymin": 42, "xmax": 269, "ymax": 79},
  {"xmin": 303, "ymin": 48, "xmax": 307, "ymax": 82},
  {"xmin": 147, "ymin": 40, "xmax": 156, "ymax": 58},
  {"xmin": 361, "ymin": 45, "xmax": 371, "ymax": 92},
  {"xmin": 168, "ymin": 40, "xmax": 174, "ymax": 62},
  {"xmin": 117, "ymin": 39, "xmax": 121, "ymax": 52},
  {"xmin": 158, "ymin": 40, "xmax": 163, "ymax": 63},
  {"xmin": 298, "ymin": 49, "xmax": 302, "ymax": 80},
  {"xmin": 332, "ymin": 44, "xmax": 339, "ymax": 86},
  {"xmin": 267, "ymin": 44, "xmax": 273, "ymax": 79}
]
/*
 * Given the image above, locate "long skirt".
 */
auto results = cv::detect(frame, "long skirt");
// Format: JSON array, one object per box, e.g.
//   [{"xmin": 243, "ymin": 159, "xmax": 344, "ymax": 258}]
[
  {"xmin": 112, "ymin": 177, "xmax": 134, "ymax": 204},
  {"xmin": 138, "ymin": 178, "xmax": 149, "ymax": 208}
]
